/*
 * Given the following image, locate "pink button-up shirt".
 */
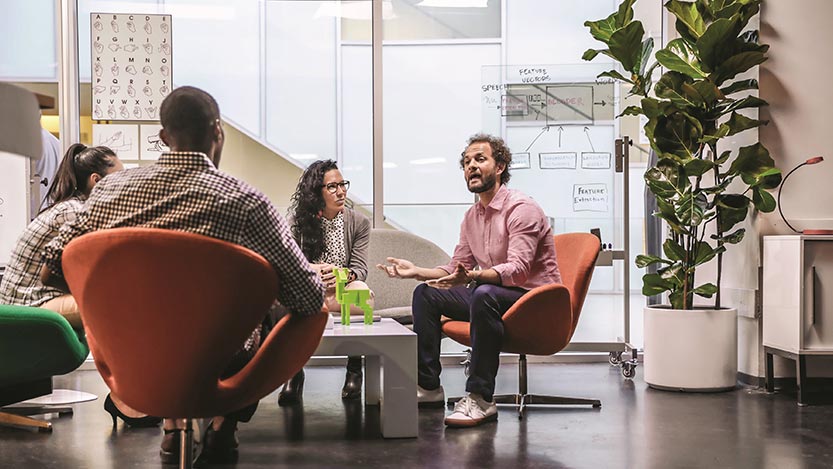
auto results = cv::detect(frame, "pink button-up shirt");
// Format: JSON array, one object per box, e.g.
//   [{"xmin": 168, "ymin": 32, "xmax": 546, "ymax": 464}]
[{"xmin": 439, "ymin": 185, "xmax": 561, "ymax": 290}]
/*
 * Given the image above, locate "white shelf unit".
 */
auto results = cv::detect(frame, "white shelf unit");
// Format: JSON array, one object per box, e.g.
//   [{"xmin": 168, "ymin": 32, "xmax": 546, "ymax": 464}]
[{"xmin": 762, "ymin": 235, "xmax": 833, "ymax": 405}]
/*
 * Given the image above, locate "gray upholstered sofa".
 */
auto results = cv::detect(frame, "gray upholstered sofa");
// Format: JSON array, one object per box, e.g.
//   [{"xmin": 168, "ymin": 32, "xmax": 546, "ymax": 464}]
[{"xmin": 365, "ymin": 228, "xmax": 451, "ymax": 324}]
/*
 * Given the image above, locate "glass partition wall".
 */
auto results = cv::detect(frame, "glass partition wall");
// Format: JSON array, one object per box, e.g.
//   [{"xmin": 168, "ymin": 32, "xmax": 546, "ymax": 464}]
[{"xmin": 1, "ymin": 0, "xmax": 664, "ymax": 354}]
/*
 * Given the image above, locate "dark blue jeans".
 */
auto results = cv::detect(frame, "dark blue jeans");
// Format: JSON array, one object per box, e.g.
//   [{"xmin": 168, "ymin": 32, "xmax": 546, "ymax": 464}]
[{"xmin": 412, "ymin": 283, "xmax": 526, "ymax": 402}]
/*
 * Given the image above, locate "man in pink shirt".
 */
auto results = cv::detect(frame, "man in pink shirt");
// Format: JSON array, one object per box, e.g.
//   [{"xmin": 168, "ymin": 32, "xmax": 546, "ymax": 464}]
[{"xmin": 379, "ymin": 134, "xmax": 561, "ymax": 428}]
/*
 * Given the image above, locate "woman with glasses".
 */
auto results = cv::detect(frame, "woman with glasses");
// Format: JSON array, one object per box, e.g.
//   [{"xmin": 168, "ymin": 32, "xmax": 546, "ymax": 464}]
[{"xmin": 278, "ymin": 159, "xmax": 374, "ymax": 404}]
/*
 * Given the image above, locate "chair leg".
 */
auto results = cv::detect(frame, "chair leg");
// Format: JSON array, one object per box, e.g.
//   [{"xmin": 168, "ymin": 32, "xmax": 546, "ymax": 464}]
[
  {"xmin": 180, "ymin": 418, "xmax": 194, "ymax": 469},
  {"xmin": 0, "ymin": 410, "xmax": 53, "ymax": 433},
  {"xmin": 525, "ymin": 394, "xmax": 602, "ymax": 408}
]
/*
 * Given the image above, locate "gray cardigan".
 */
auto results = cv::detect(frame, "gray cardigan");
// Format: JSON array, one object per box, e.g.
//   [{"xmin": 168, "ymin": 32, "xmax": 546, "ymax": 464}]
[{"xmin": 291, "ymin": 207, "xmax": 371, "ymax": 282}]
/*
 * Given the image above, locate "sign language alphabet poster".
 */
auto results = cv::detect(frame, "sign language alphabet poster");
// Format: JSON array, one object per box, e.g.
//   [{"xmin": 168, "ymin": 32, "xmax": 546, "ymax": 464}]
[{"xmin": 91, "ymin": 13, "xmax": 172, "ymax": 122}]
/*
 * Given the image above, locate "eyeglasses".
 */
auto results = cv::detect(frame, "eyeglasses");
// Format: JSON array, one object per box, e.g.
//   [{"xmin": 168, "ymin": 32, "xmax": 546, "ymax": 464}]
[{"xmin": 324, "ymin": 180, "xmax": 350, "ymax": 194}]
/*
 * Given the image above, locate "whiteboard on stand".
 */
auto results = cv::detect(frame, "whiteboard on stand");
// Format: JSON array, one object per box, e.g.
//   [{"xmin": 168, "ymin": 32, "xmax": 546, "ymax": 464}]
[{"xmin": 0, "ymin": 152, "xmax": 30, "ymax": 268}]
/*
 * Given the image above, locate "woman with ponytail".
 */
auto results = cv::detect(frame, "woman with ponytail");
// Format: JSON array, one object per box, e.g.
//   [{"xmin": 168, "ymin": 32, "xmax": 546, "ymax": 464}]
[{"xmin": 0, "ymin": 143, "xmax": 124, "ymax": 327}]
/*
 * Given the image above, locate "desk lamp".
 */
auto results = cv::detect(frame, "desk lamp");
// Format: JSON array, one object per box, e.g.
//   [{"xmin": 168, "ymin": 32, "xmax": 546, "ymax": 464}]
[{"xmin": 777, "ymin": 156, "xmax": 833, "ymax": 235}]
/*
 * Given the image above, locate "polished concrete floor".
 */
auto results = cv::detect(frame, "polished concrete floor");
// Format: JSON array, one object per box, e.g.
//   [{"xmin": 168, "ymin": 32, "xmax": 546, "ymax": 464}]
[{"xmin": 1, "ymin": 363, "xmax": 832, "ymax": 469}]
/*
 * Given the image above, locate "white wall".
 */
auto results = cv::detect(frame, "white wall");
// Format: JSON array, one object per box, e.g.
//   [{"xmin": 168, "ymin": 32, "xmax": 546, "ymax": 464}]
[{"xmin": 758, "ymin": 0, "xmax": 833, "ymax": 377}]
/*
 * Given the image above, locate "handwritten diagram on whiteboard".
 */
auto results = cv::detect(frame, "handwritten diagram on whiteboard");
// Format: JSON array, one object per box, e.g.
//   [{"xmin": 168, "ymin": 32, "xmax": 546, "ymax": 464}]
[
  {"xmin": 139, "ymin": 124, "xmax": 169, "ymax": 160},
  {"xmin": 91, "ymin": 13, "xmax": 172, "ymax": 122},
  {"xmin": 92, "ymin": 124, "xmax": 139, "ymax": 160}
]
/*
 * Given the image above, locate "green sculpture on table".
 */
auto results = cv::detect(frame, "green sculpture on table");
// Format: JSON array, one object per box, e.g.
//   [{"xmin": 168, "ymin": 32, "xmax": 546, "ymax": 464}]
[{"xmin": 333, "ymin": 267, "xmax": 373, "ymax": 325}]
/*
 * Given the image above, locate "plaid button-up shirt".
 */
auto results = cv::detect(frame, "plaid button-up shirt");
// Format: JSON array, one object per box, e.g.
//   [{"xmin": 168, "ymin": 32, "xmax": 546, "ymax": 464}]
[
  {"xmin": 0, "ymin": 198, "xmax": 84, "ymax": 307},
  {"xmin": 43, "ymin": 152, "xmax": 324, "ymax": 322}
]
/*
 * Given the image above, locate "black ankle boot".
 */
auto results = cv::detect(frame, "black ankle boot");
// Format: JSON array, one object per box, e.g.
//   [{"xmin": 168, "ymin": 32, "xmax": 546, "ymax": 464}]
[
  {"xmin": 278, "ymin": 369, "xmax": 305, "ymax": 406},
  {"xmin": 342, "ymin": 356, "xmax": 363, "ymax": 400}
]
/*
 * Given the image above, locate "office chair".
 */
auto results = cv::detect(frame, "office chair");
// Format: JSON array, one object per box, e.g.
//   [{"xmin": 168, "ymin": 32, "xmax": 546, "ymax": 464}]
[
  {"xmin": 0, "ymin": 305, "xmax": 89, "ymax": 432},
  {"xmin": 443, "ymin": 232, "xmax": 601, "ymax": 418},
  {"xmin": 63, "ymin": 228, "xmax": 327, "ymax": 468}
]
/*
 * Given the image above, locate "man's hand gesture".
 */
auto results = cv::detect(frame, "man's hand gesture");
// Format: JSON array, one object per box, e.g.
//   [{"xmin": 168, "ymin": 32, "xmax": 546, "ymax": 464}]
[
  {"xmin": 377, "ymin": 257, "xmax": 417, "ymax": 279},
  {"xmin": 425, "ymin": 263, "xmax": 470, "ymax": 290}
]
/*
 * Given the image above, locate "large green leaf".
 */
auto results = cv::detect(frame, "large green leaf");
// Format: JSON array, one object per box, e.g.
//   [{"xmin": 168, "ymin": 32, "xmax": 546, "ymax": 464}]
[
  {"xmin": 752, "ymin": 186, "xmax": 777, "ymax": 212},
  {"xmin": 729, "ymin": 143, "xmax": 782, "ymax": 188},
  {"xmin": 643, "ymin": 273, "xmax": 673, "ymax": 296},
  {"xmin": 637, "ymin": 37, "xmax": 654, "ymax": 76},
  {"xmin": 666, "ymin": 0, "xmax": 707, "ymax": 40},
  {"xmin": 659, "ymin": 264, "xmax": 684, "ymax": 283},
  {"xmin": 693, "ymin": 240, "xmax": 725, "ymax": 265},
  {"xmin": 684, "ymin": 157, "xmax": 715, "ymax": 177},
  {"xmin": 655, "ymin": 39, "xmax": 707, "ymax": 79},
  {"xmin": 712, "ymin": 51, "xmax": 768, "ymax": 85},
  {"xmin": 615, "ymin": 0, "xmax": 637, "ymax": 27},
  {"xmin": 609, "ymin": 21, "xmax": 646, "ymax": 73},
  {"xmin": 717, "ymin": 95, "xmax": 768, "ymax": 115},
  {"xmin": 655, "ymin": 71, "xmax": 697, "ymax": 107},
  {"xmin": 654, "ymin": 197, "xmax": 689, "ymax": 234},
  {"xmin": 645, "ymin": 167, "xmax": 681, "ymax": 199},
  {"xmin": 584, "ymin": 15, "xmax": 618, "ymax": 43},
  {"xmin": 697, "ymin": 18, "xmax": 740, "ymax": 72},
  {"xmin": 619, "ymin": 105, "xmax": 643, "ymax": 117},
  {"xmin": 721, "ymin": 111, "xmax": 767, "ymax": 137},
  {"xmin": 688, "ymin": 80, "xmax": 724, "ymax": 106},
  {"xmin": 663, "ymin": 238, "xmax": 687, "ymax": 262},
  {"xmin": 712, "ymin": 227, "xmax": 746, "ymax": 244},
  {"xmin": 693, "ymin": 283, "xmax": 719, "ymax": 298},
  {"xmin": 721, "ymin": 79, "xmax": 758, "ymax": 95},
  {"xmin": 597, "ymin": 69, "xmax": 634, "ymax": 84},
  {"xmin": 716, "ymin": 194, "xmax": 750, "ymax": 233},
  {"xmin": 636, "ymin": 254, "xmax": 671, "ymax": 268},
  {"xmin": 676, "ymin": 191, "xmax": 708, "ymax": 226},
  {"xmin": 652, "ymin": 111, "xmax": 704, "ymax": 159}
]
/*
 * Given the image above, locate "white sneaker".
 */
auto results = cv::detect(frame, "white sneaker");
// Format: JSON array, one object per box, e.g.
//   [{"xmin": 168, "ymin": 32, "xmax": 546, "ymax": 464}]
[
  {"xmin": 444, "ymin": 393, "xmax": 497, "ymax": 428},
  {"xmin": 417, "ymin": 385, "xmax": 445, "ymax": 407}
]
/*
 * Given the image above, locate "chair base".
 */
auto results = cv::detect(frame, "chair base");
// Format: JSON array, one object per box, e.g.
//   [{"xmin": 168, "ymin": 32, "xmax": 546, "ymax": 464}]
[
  {"xmin": 0, "ymin": 405, "xmax": 74, "ymax": 433},
  {"xmin": 446, "ymin": 394, "xmax": 600, "ymax": 419},
  {"xmin": 447, "ymin": 353, "xmax": 601, "ymax": 419}
]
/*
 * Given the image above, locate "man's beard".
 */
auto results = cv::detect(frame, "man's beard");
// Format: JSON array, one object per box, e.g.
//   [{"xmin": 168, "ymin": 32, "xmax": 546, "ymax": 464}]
[{"xmin": 468, "ymin": 173, "xmax": 496, "ymax": 194}]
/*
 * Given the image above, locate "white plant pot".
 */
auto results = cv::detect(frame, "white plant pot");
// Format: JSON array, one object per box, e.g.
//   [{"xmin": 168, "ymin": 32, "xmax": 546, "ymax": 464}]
[{"xmin": 643, "ymin": 305, "xmax": 738, "ymax": 392}]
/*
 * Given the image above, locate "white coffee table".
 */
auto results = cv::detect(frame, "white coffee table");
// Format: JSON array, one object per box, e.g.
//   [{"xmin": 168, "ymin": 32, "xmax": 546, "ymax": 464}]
[{"xmin": 313, "ymin": 318, "xmax": 417, "ymax": 438}]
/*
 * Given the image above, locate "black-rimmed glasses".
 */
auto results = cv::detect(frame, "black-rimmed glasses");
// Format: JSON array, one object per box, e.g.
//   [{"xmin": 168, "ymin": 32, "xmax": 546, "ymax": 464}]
[{"xmin": 324, "ymin": 181, "xmax": 350, "ymax": 194}]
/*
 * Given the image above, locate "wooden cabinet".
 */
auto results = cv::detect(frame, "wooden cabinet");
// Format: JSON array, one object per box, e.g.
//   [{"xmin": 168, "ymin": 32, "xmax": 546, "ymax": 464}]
[{"xmin": 763, "ymin": 235, "xmax": 833, "ymax": 404}]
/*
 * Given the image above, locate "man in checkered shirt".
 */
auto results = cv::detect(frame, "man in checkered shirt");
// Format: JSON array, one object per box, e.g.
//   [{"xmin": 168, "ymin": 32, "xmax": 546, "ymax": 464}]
[{"xmin": 42, "ymin": 86, "xmax": 324, "ymax": 464}]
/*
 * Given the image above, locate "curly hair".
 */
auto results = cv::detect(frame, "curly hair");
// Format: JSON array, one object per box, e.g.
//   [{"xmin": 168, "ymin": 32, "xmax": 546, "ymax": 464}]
[
  {"xmin": 459, "ymin": 133, "xmax": 513, "ymax": 186},
  {"xmin": 288, "ymin": 159, "xmax": 339, "ymax": 262}
]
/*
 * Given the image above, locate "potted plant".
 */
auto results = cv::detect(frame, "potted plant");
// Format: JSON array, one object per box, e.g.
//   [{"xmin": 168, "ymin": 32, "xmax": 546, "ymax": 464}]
[{"xmin": 583, "ymin": 0, "xmax": 781, "ymax": 390}]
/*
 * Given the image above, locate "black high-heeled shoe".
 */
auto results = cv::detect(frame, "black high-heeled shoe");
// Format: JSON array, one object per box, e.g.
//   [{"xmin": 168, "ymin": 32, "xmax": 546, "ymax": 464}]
[
  {"xmin": 342, "ymin": 356, "xmax": 363, "ymax": 400},
  {"xmin": 278, "ymin": 369, "xmax": 305, "ymax": 406},
  {"xmin": 104, "ymin": 393, "xmax": 162, "ymax": 428}
]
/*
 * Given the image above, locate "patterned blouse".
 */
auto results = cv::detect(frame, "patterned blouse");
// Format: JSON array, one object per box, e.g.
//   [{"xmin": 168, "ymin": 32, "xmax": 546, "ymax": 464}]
[
  {"xmin": 0, "ymin": 197, "xmax": 84, "ymax": 306},
  {"xmin": 316, "ymin": 211, "xmax": 347, "ymax": 268}
]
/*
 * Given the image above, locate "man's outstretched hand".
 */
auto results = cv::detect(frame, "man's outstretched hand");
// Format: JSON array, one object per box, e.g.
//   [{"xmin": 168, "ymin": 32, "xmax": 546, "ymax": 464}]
[
  {"xmin": 377, "ymin": 257, "xmax": 417, "ymax": 279},
  {"xmin": 425, "ymin": 263, "xmax": 470, "ymax": 290}
]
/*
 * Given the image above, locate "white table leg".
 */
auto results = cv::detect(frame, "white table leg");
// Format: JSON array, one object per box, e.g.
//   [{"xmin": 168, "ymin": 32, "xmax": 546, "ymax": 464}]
[
  {"xmin": 380, "ymin": 336, "xmax": 417, "ymax": 438},
  {"xmin": 365, "ymin": 355, "xmax": 381, "ymax": 406}
]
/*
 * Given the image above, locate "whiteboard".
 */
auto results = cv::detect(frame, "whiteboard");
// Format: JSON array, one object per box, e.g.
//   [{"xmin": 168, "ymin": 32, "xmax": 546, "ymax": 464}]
[
  {"xmin": 93, "ymin": 123, "xmax": 139, "ymax": 160},
  {"xmin": 91, "ymin": 12, "xmax": 172, "ymax": 122},
  {"xmin": 0, "ymin": 152, "xmax": 30, "ymax": 268}
]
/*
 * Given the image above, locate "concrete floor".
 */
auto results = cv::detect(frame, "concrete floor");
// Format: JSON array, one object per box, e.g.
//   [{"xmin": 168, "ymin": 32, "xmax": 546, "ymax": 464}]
[{"xmin": 1, "ymin": 363, "xmax": 832, "ymax": 469}]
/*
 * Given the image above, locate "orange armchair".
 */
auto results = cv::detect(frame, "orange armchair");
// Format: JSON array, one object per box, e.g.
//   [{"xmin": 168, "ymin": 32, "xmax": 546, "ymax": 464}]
[
  {"xmin": 62, "ymin": 228, "xmax": 327, "ymax": 468},
  {"xmin": 442, "ymin": 232, "xmax": 601, "ymax": 418}
]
